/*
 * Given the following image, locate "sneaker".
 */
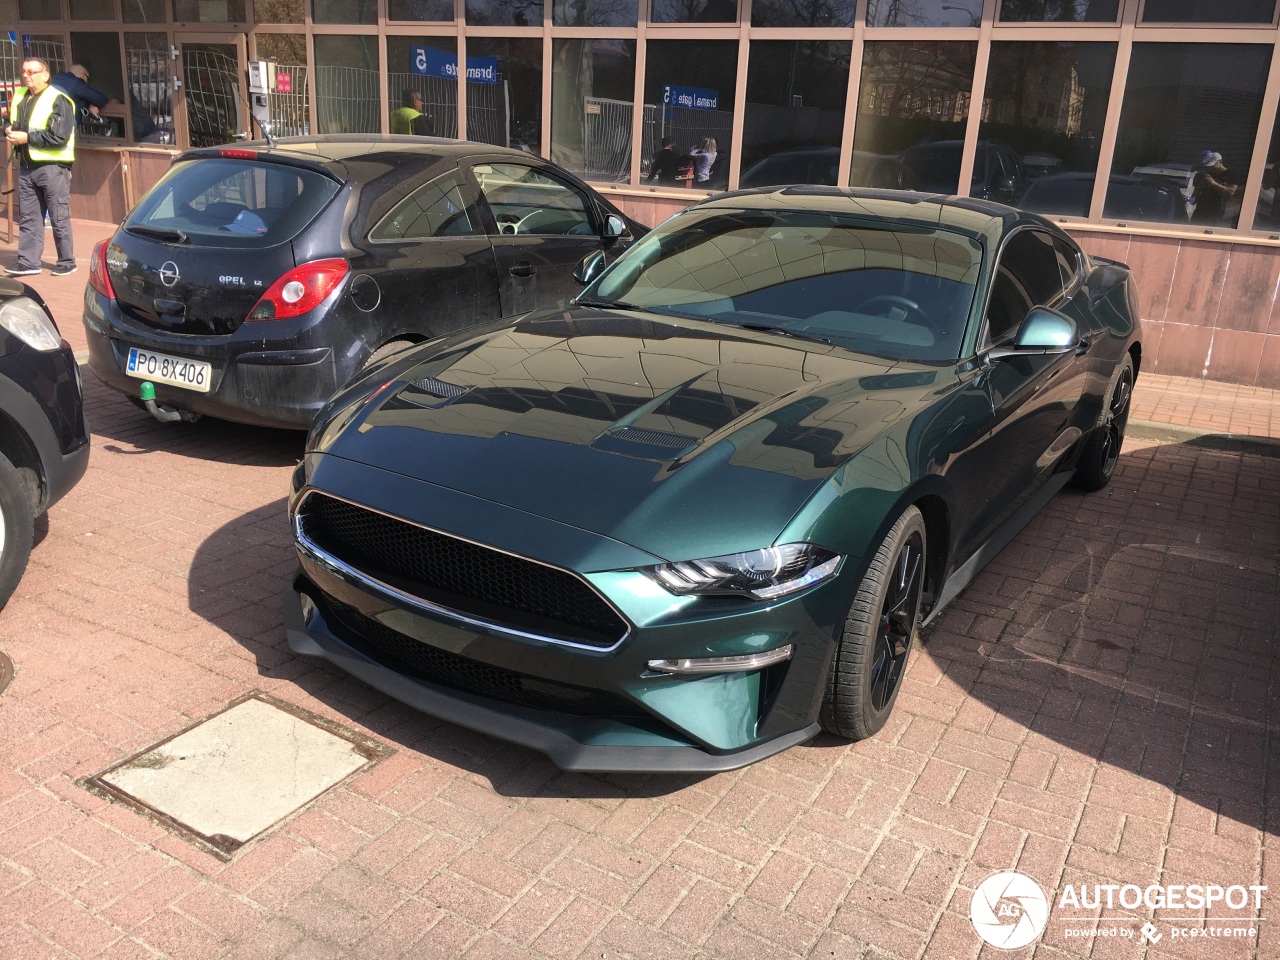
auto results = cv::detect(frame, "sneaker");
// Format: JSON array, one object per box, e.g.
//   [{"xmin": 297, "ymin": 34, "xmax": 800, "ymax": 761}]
[
  {"xmin": 4, "ymin": 266, "xmax": 41, "ymax": 277},
  {"xmin": 50, "ymin": 264, "xmax": 77, "ymax": 277}
]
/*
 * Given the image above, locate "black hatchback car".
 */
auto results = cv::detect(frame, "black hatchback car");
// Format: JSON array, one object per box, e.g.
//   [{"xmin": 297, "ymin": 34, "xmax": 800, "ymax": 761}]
[
  {"xmin": 83, "ymin": 136, "xmax": 646, "ymax": 429},
  {"xmin": 0, "ymin": 279, "xmax": 90, "ymax": 609}
]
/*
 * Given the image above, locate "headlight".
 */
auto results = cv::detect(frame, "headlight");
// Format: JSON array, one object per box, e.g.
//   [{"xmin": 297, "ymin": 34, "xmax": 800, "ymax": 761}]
[
  {"xmin": 642, "ymin": 543, "xmax": 842, "ymax": 600},
  {"xmin": 0, "ymin": 297, "xmax": 61, "ymax": 351}
]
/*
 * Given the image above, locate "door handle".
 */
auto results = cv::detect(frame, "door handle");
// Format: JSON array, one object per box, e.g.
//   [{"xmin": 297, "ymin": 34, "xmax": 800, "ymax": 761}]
[{"xmin": 509, "ymin": 263, "xmax": 533, "ymax": 278}]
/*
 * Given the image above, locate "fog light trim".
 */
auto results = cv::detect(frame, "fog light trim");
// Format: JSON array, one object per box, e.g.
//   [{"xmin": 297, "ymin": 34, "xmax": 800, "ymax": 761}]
[{"xmin": 648, "ymin": 644, "xmax": 794, "ymax": 675}]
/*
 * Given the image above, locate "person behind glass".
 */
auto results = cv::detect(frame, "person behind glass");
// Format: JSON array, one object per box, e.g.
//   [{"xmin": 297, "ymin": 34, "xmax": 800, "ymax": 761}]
[
  {"xmin": 51, "ymin": 63, "xmax": 112, "ymax": 131},
  {"xmin": 647, "ymin": 136, "xmax": 680, "ymax": 185},
  {"xmin": 1192, "ymin": 150, "xmax": 1238, "ymax": 225},
  {"xmin": 689, "ymin": 137, "xmax": 717, "ymax": 185},
  {"xmin": 391, "ymin": 89, "xmax": 433, "ymax": 136},
  {"xmin": 5, "ymin": 58, "xmax": 78, "ymax": 278}
]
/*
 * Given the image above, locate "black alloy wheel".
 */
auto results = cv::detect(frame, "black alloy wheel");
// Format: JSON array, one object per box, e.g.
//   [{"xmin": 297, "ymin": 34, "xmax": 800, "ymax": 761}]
[{"xmin": 1073, "ymin": 354, "xmax": 1134, "ymax": 491}]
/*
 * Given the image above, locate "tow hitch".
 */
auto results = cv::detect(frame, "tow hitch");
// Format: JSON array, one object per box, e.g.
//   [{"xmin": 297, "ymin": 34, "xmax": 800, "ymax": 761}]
[{"xmin": 139, "ymin": 382, "xmax": 201, "ymax": 423}]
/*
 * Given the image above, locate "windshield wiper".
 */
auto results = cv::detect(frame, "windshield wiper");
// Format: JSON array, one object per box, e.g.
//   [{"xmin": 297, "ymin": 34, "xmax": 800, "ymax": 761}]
[
  {"xmin": 734, "ymin": 322, "xmax": 832, "ymax": 345},
  {"xmin": 126, "ymin": 225, "xmax": 189, "ymax": 244},
  {"xmin": 575, "ymin": 297, "xmax": 641, "ymax": 310}
]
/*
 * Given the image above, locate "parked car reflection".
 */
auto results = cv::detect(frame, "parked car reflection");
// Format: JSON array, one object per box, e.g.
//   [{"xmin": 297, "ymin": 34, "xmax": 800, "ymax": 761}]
[{"xmin": 1021, "ymin": 172, "xmax": 1189, "ymax": 222}]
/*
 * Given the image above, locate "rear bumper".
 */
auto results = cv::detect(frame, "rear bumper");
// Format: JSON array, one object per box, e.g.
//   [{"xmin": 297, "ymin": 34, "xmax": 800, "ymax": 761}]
[{"xmin": 83, "ymin": 292, "xmax": 341, "ymax": 430}]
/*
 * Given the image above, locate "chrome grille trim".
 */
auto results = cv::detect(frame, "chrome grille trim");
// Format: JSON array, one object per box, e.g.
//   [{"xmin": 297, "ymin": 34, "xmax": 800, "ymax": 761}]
[{"xmin": 292, "ymin": 489, "xmax": 632, "ymax": 652}]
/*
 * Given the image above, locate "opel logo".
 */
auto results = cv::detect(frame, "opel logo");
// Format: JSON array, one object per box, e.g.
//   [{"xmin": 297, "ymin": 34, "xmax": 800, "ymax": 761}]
[{"xmin": 158, "ymin": 261, "xmax": 180, "ymax": 287}]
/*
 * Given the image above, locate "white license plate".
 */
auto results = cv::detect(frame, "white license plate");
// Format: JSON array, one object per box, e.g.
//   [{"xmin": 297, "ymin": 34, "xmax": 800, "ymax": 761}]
[{"xmin": 126, "ymin": 347, "xmax": 213, "ymax": 393}]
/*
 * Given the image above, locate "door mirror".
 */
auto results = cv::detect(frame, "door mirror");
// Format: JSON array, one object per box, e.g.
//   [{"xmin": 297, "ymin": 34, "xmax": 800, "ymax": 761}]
[
  {"xmin": 573, "ymin": 250, "xmax": 607, "ymax": 286},
  {"xmin": 990, "ymin": 308, "xmax": 1078, "ymax": 359},
  {"xmin": 604, "ymin": 214, "xmax": 626, "ymax": 238}
]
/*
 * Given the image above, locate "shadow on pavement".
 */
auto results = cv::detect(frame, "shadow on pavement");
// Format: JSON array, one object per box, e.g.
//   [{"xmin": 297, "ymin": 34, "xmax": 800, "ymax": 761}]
[{"xmin": 186, "ymin": 436, "xmax": 1278, "ymax": 814}]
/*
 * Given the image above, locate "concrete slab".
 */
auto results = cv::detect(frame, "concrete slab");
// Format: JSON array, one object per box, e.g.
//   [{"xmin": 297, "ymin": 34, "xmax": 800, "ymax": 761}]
[{"xmin": 91, "ymin": 694, "xmax": 386, "ymax": 855}]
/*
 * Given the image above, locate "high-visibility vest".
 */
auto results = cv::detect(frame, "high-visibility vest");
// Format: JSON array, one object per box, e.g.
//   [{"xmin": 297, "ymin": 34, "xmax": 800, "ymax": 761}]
[{"xmin": 10, "ymin": 85, "xmax": 76, "ymax": 164}]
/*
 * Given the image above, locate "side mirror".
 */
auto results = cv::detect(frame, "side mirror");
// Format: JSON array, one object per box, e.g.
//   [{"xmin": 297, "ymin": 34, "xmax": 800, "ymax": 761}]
[
  {"xmin": 573, "ymin": 250, "xmax": 607, "ymax": 286},
  {"xmin": 989, "ymin": 307, "xmax": 1078, "ymax": 360},
  {"xmin": 604, "ymin": 214, "xmax": 626, "ymax": 238}
]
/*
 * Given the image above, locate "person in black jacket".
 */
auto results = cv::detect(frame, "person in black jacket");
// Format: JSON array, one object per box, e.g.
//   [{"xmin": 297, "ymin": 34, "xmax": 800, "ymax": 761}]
[
  {"xmin": 51, "ymin": 64, "xmax": 112, "ymax": 130},
  {"xmin": 648, "ymin": 137, "xmax": 680, "ymax": 185}
]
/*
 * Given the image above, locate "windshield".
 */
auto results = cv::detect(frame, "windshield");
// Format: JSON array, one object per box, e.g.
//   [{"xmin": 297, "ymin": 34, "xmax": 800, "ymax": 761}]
[{"xmin": 586, "ymin": 206, "xmax": 983, "ymax": 362}]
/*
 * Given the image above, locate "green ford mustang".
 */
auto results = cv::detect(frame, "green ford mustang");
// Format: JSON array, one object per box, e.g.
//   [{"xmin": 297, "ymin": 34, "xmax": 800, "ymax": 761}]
[{"xmin": 285, "ymin": 187, "xmax": 1141, "ymax": 772}]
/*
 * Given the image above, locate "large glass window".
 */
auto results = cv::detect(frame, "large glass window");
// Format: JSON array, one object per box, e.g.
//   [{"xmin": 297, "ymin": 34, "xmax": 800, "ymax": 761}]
[
  {"xmin": 867, "ymin": 0, "xmax": 980, "ymax": 27},
  {"xmin": 71, "ymin": 0, "xmax": 116, "ymax": 17},
  {"xmin": 553, "ymin": 0, "xmax": 636, "ymax": 26},
  {"xmin": 386, "ymin": 37, "xmax": 459, "ymax": 138},
  {"xmin": 643, "ymin": 40, "xmax": 737, "ymax": 190},
  {"xmin": 388, "ymin": 0, "xmax": 454, "ymax": 17},
  {"xmin": 740, "ymin": 41, "xmax": 851, "ymax": 189},
  {"xmin": 256, "ymin": 34, "xmax": 309, "ymax": 137},
  {"xmin": 71, "ymin": 32, "xmax": 126, "ymax": 138},
  {"xmin": 551, "ymin": 39, "xmax": 636, "ymax": 182},
  {"xmin": 979, "ymin": 41, "xmax": 1116, "ymax": 216},
  {"xmin": 123, "ymin": 0, "xmax": 166, "ymax": 22},
  {"xmin": 466, "ymin": 38, "xmax": 541, "ymax": 154},
  {"xmin": 651, "ymin": 0, "xmax": 736, "ymax": 24},
  {"xmin": 851, "ymin": 41, "xmax": 976, "ymax": 193},
  {"xmin": 466, "ymin": 0, "xmax": 543, "ymax": 24},
  {"xmin": 172, "ymin": 0, "xmax": 245, "ymax": 20},
  {"xmin": 312, "ymin": 0, "xmax": 377, "ymax": 23},
  {"xmin": 18, "ymin": 0, "xmax": 60, "ymax": 17},
  {"xmin": 1111, "ymin": 43, "xmax": 1272, "ymax": 229},
  {"xmin": 125, "ymin": 32, "xmax": 172, "ymax": 143},
  {"xmin": 254, "ymin": 0, "xmax": 304, "ymax": 22},
  {"xmin": 1141, "ymin": 0, "xmax": 1276, "ymax": 24},
  {"xmin": 752, "ymin": 0, "xmax": 854, "ymax": 27},
  {"xmin": 314, "ymin": 35, "xmax": 380, "ymax": 133},
  {"xmin": 998, "ymin": 0, "xmax": 1118, "ymax": 21}
]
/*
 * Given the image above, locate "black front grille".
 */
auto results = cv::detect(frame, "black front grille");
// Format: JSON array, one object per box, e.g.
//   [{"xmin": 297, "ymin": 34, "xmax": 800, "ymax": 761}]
[
  {"xmin": 298, "ymin": 493, "xmax": 627, "ymax": 648},
  {"xmin": 323, "ymin": 597, "xmax": 647, "ymax": 719}
]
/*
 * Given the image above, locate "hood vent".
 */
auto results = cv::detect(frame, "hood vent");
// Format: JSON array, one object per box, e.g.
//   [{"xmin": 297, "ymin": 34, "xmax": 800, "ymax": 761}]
[
  {"xmin": 411, "ymin": 376, "xmax": 466, "ymax": 400},
  {"xmin": 607, "ymin": 426, "xmax": 698, "ymax": 449}
]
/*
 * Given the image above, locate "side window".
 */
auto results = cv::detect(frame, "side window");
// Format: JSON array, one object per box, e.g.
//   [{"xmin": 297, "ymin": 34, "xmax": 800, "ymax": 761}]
[
  {"xmin": 1053, "ymin": 236, "xmax": 1080, "ymax": 291},
  {"xmin": 473, "ymin": 163, "xmax": 595, "ymax": 237},
  {"xmin": 985, "ymin": 230, "xmax": 1064, "ymax": 343},
  {"xmin": 371, "ymin": 173, "xmax": 478, "ymax": 241}
]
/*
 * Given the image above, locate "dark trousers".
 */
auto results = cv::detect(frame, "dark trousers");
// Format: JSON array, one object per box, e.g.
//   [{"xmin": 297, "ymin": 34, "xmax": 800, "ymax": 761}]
[{"xmin": 17, "ymin": 163, "xmax": 74, "ymax": 271}]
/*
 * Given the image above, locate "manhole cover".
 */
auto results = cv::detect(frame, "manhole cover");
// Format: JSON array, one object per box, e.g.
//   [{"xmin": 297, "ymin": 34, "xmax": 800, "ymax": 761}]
[
  {"xmin": 84, "ymin": 692, "xmax": 391, "ymax": 858},
  {"xmin": 0, "ymin": 652, "xmax": 12, "ymax": 697}
]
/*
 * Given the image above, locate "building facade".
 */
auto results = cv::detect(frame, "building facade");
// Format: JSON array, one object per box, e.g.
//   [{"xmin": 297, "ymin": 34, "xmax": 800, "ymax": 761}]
[{"xmin": 6, "ymin": 0, "xmax": 1280, "ymax": 385}]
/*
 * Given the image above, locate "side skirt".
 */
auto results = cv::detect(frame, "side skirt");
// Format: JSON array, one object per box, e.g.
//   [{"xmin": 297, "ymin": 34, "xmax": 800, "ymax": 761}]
[{"xmin": 922, "ymin": 470, "xmax": 1073, "ymax": 627}]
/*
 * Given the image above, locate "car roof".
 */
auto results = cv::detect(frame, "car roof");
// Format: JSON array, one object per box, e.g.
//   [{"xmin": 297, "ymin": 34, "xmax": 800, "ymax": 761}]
[{"xmin": 697, "ymin": 185, "xmax": 1024, "ymax": 244}]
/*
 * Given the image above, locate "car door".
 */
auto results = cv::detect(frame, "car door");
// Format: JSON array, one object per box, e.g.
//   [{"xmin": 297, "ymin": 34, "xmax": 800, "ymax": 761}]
[
  {"xmin": 467, "ymin": 160, "xmax": 610, "ymax": 317},
  {"xmin": 351, "ymin": 168, "xmax": 504, "ymax": 345},
  {"xmin": 953, "ymin": 228, "xmax": 1093, "ymax": 561}
]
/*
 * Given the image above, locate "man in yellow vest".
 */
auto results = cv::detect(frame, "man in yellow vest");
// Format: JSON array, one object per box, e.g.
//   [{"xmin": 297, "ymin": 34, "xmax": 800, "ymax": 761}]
[{"xmin": 4, "ymin": 58, "xmax": 77, "ymax": 277}]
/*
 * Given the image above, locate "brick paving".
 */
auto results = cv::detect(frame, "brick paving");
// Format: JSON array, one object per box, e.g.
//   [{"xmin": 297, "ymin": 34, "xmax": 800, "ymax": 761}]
[{"xmin": 0, "ymin": 221, "xmax": 1276, "ymax": 959}]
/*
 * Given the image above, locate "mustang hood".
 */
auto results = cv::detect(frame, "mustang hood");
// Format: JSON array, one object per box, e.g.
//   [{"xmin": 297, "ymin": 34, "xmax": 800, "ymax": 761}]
[{"xmin": 323, "ymin": 311, "xmax": 945, "ymax": 560}]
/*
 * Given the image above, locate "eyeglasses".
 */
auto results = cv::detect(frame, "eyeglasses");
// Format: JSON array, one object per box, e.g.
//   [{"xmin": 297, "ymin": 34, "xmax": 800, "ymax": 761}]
[{"xmin": 20, "ymin": 68, "xmax": 48, "ymax": 77}]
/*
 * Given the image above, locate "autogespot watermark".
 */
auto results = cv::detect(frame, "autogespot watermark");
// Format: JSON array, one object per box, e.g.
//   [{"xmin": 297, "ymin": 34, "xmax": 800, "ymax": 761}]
[{"xmin": 969, "ymin": 871, "xmax": 1267, "ymax": 950}]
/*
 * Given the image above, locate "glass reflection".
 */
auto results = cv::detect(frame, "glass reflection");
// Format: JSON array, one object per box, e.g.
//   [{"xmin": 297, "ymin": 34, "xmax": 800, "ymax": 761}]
[
  {"xmin": 998, "ymin": 0, "xmax": 1118, "ymax": 20},
  {"xmin": 386, "ymin": 37, "xmax": 458, "ymax": 138},
  {"xmin": 551, "ymin": 39, "xmax": 636, "ymax": 182},
  {"xmin": 643, "ymin": 41, "xmax": 738, "ymax": 191},
  {"xmin": 752, "ymin": 0, "xmax": 855, "ymax": 27},
  {"xmin": 851, "ymin": 41, "xmax": 976, "ymax": 194},
  {"xmin": 866, "ymin": 0, "xmax": 981, "ymax": 27},
  {"xmin": 740, "ymin": 41, "xmax": 851, "ymax": 189},
  {"xmin": 980, "ymin": 42, "xmax": 1116, "ymax": 217},
  {"xmin": 314, "ymin": 35, "xmax": 380, "ymax": 133},
  {"xmin": 256, "ymin": 34, "xmax": 309, "ymax": 137},
  {"xmin": 1141, "ymin": 0, "xmax": 1275, "ymax": 24},
  {"xmin": 466, "ymin": 0, "xmax": 544, "ymax": 25},
  {"xmin": 651, "ymin": 0, "xmax": 737, "ymax": 24},
  {"xmin": 311, "ymin": 0, "xmax": 376, "ymax": 21},
  {"xmin": 387, "ymin": 0, "xmax": 455, "ymax": 18},
  {"xmin": 467, "ymin": 38, "xmax": 541, "ymax": 154},
  {"xmin": 1111, "ymin": 43, "xmax": 1271, "ymax": 228},
  {"xmin": 553, "ymin": 0, "xmax": 636, "ymax": 24}
]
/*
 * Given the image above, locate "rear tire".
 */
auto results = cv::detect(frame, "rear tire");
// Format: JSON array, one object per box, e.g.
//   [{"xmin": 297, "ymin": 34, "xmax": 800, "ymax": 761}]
[
  {"xmin": 0, "ymin": 453, "xmax": 35, "ymax": 612},
  {"xmin": 363, "ymin": 339, "xmax": 414, "ymax": 370},
  {"xmin": 820, "ymin": 505, "xmax": 926, "ymax": 740},
  {"xmin": 1073, "ymin": 354, "xmax": 1134, "ymax": 492}
]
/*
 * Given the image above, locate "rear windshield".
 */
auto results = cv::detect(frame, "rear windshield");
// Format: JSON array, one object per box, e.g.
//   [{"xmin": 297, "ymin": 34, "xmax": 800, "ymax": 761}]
[{"xmin": 125, "ymin": 157, "xmax": 341, "ymax": 248}]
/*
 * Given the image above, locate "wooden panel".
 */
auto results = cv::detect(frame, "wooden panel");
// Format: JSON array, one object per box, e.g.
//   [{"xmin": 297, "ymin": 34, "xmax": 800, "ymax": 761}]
[{"xmin": 70, "ymin": 148, "xmax": 127, "ymax": 225}]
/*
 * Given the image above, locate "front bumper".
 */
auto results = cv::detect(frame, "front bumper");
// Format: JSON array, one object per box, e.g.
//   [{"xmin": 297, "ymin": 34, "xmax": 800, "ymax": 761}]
[
  {"xmin": 282, "ymin": 454, "xmax": 845, "ymax": 772},
  {"xmin": 83, "ymin": 290, "xmax": 339, "ymax": 429}
]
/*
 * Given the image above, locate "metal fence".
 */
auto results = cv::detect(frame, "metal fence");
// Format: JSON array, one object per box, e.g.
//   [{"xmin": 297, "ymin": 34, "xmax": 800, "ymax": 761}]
[
  {"xmin": 583, "ymin": 96, "xmax": 650, "ymax": 183},
  {"xmin": 126, "ymin": 42, "xmax": 174, "ymax": 144},
  {"xmin": 386, "ymin": 72, "xmax": 457, "ymax": 138},
  {"xmin": 267, "ymin": 63, "xmax": 310, "ymax": 138},
  {"xmin": 316, "ymin": 65, "xmax": 380, "ymax": 133},
  {"xmin": 183, "ymin": 47, "xmax": 242, "ymax": 147}
]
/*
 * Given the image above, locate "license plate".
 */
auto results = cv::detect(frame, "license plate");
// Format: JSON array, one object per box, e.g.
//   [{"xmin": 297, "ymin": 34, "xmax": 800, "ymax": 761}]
[{"xmin": 126, "ymin": 347, "xmax": 213, "ymax": 393}]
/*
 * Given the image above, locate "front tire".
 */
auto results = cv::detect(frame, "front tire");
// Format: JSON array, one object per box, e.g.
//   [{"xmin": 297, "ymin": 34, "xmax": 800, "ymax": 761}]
[
  {"xmin": 820, "ymin": 505, "xmax": 926, "ymax": 740},
  {"xmin": 0, "ymin": 453, "xmax": 35, "ymax": 612},
  {"xmin": 1073, "ymin": 354, "xmax": 1134, "ymax": 492}
]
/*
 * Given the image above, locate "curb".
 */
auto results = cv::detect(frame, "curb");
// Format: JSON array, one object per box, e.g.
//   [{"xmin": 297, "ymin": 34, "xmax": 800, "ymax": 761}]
[{"xmin": 1128, "ymin": 419, "xmax": 1280, "ymax": 457}]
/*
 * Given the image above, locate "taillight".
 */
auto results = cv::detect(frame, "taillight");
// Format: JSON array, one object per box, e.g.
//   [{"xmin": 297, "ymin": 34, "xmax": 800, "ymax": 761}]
[
  {"xmin": 88, "ymin": 239, "xmax": 114, "ymax": 299},
  {"xmin": 246, "ymin": 259, "xmax": 349, "ymax": 322}
]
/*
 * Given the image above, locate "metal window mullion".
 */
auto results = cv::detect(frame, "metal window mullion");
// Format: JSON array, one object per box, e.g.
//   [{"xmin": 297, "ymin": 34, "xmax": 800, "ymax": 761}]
[
  {"xmin": 956, "ymin": 0, "xmax": 998, "ymax": 198},
  {"xmin": 838, "ymin": 14, "xmax": 864, "ymax": 188},
  {"xmin": 1087, "ymin": 14, "xmax": 1135, "ymax": 220},
  {"xmin": 629, "ymin": 9, "xmax": 649, "ymax": 187},
  {"xmin": 457, "ymin": 31, "xmax": 467, "ymax": 139},
  {"xmin": 541, "ymin": 31, "xmax": 552, "ymax": 160},
  {"xmin": 726, "ymin": 24, "xmax": 749, "ymax": 191},
  {"xmin": 1237, "ymin": 38, "xmax": 1280, "ymax": 233}
]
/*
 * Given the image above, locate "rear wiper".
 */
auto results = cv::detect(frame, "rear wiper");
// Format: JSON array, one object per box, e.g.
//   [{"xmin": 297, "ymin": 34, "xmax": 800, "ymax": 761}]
[
  {"xmin": 734, "ymin": 322, "xmax": 832, "ymax": 345},
  {"xmin": 126, "ymin": 225, "xmax": 189, "ymax": 244}
]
